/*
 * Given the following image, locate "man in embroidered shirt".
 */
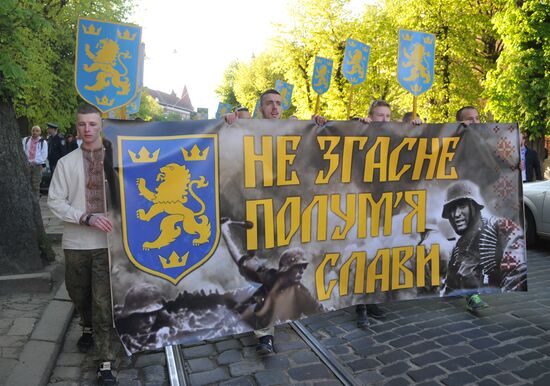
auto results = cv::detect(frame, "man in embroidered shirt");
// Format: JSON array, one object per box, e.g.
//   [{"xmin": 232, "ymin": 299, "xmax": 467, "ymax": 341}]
[
  {"xmin": 47, "ymin": 104, "xmax": 117, "ymax": 385},
  {"xmin": 22, "ymin": 125, "xmax": 48, "ymax": 200}
]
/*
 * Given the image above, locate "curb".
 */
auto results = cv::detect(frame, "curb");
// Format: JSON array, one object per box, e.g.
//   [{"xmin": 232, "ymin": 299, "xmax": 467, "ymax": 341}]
[{"xmin": 6, "ymin": 282, "xmax": 74, "ymax": 386}]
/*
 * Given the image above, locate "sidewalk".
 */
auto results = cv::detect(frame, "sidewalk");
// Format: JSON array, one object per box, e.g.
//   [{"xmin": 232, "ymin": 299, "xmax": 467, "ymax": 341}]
[{"xmin": 1, "ymin": 197, "xmax": 71, "ymax": 386}]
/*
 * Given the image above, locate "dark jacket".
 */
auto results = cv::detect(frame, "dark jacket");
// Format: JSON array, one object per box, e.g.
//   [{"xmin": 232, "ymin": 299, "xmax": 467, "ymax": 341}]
[{"xmin": 524, "ymin": 146, "xmax": 542, "ymax": 182}]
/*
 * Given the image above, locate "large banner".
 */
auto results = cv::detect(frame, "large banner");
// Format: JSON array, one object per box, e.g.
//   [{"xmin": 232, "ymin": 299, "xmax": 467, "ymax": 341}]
[{"xmin": 103, "ymin": 120, "xmax": 527, "ymax": 354}]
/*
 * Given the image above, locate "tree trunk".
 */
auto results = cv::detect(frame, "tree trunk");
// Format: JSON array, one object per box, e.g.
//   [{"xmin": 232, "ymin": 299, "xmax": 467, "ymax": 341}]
[{"xmin": 0, "ymin": 101, "xmax": 53, "ymax": 275}]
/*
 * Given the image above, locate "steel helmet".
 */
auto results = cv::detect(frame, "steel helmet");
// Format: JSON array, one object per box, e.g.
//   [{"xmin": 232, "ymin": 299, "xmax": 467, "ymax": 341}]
[
  {"xmin": 441, "ymin": 180, "xmax": 484, "ymax": 219},
  {"xmin": 120, "ymin": 283, "xmax": 164, "ymax": 318},
  {"xmin": 278, "ymin": 247, "xmax": 308, "ymax": 272}
]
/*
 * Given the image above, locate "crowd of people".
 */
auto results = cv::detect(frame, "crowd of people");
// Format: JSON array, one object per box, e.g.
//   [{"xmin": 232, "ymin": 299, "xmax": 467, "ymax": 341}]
[{"xmin": 21, "ymin": 91, "xmax": 544, "ymax": 385}]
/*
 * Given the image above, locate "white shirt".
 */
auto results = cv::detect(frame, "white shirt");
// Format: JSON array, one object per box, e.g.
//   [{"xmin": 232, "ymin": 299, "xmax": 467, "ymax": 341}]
[
  {"xmin": 47, "ymin": 148, "xmax": 108, "ymax": 249},
  {"xmin": 22, "ymin": 136, "xmax": 48, "ymax": 164}
]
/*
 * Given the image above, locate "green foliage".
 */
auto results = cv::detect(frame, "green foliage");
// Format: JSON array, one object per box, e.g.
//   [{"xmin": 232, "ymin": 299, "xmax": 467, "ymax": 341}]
[
  {"xmin": 485, "ymin": 0, "xmax": 550, "ymax": 138},
  {"xmin": 132, "ymin": 91, "xmax": 165, "ymax": 121},
  {"xmin": 215, "ymin": 0, "xmax": 534, "ymax": 125},
  {"xmin": 0, "ymin": 0, "xmax": 134, "ymax": 133}
]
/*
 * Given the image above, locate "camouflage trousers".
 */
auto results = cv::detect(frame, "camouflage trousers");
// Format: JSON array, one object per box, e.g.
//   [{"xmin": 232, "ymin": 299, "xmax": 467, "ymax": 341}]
[
  {"xmin": 27, "ymin": 163, "xmax": 43, "ymax": 200},
  {"xmin": 64, "ymin": 248, "xmax": 116, "ymax": 361}
]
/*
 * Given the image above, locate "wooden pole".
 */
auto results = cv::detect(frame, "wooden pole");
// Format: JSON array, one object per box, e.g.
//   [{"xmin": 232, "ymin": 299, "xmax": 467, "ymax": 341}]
[
  {"xmin": 347, "ymin": 86, "xmax": 354, "ymax": 119},
  {"xmin": 412, "ymin": 96, "xmax": 418, "ymax": 120},
  {"xmin": 314, "ymin": 94, "xmax": 320, "ymax": 115}
]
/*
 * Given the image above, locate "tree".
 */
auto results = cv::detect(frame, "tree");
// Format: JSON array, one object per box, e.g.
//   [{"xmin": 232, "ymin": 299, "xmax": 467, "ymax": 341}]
[
  {"xmin": 132, "ymin": 91, "xmax": 166, "ymax": 121},
  {"xmin": 485, "ymin": 0, "xmax": 549, "ymax": 156},
  {"xmin": 0, "ymin": 0, "xmax": 132, "ymax": 274}
]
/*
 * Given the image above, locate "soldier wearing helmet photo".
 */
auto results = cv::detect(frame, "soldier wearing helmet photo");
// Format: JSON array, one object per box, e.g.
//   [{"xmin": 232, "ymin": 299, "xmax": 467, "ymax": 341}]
[
  {"xmin": 441, "ymin": 180, "xmax": 527, "ymax": 310},
  {"xmin": 235, "ymin": 247, "xmax": 323, "ymax": 330},
  {"xmin": 115, "ymin": 283, "xmax": 177, "ymax": 352}
]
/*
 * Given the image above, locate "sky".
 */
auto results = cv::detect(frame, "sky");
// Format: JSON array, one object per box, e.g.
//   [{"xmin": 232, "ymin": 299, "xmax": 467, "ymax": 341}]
[{"xmin": 130, "ymin": 0, "xmax": 290, "ymax": 118}]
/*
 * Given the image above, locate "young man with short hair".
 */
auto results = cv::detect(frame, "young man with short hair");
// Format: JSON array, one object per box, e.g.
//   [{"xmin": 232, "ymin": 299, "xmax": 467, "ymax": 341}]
[{"xmin": 48, "ymin": 104, "xmax": 117, "ymax": 385}]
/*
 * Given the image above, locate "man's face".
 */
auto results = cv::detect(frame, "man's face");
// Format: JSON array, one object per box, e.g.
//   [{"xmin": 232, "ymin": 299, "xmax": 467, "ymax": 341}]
[
  {"xmin": 31, "ymin": 127, "xmax": 41, "ymax": 138},
  {"xmin": 134, "ymin": 312, "xmax": 157, "ymax": 333},
  {"xmin": 369, "ymin": 106, "xmax": 391, "ymax": 122},
  {"xmin": 521, "ymin": 134, "xmax": 527, "ymax": 148},
  {"xmin": 47, "ymin": 127, "xmax": 56, "ymax": 136},
  {"xmin": 459, "ymin": 108, "xmax": 480, "ymax": 124},
  {"xmin": 237, "ymin": 110, "xmax": 251, "ymax": 119},
  {"xmin": 288, "ymin": 264, "xmax": 307, "ymax": 284},
  {"xmin": 448, "ymin": 200, "xmax": 472, "ymax": 235},
  {"xmin": 77, "ymin": 112, "xmax": 102, "ymax": 148},
  {"xmin": 260, "ymin": 93, "xmax": 282, "ymax": 120}
]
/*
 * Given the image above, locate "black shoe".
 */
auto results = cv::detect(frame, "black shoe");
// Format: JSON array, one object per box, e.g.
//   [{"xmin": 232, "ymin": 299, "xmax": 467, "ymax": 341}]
[
  {"xmin": 366, "ymin": 304, "xmax": 386, "ymax": 319},
  {"xmin": 256, "ymin": 335, "xmax": 274, "ymax": 355},
  {"xmin": 356, "ymin": 304, "xmax": 369, "ymax": 328},
  {"xmin": 77, "ymin": 327, "xmax": 94, "ymax": 353},
  {"xmin": 97, "ymin": 361, "xmax": 117, "ymax": 385}
]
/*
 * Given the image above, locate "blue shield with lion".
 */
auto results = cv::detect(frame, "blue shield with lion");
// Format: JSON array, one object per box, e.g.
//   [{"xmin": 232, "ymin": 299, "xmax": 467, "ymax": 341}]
[
  {"xmin": 275, "ymin": 80, "xmax": 293, "ymax": 110},
  {"xmin": 312, "ymin": 56, "xmax": 333, "ymax": 95},
  {"xmin": 75, "ymin": 17, "xmax": 142, "ymax": 113},
  {"xmin": 118, "ymin": 135, "xmax": 220, "ymax": 284},
  {"xmin": 342, "ymin": 38, "xmax": 370, "ymax": 85},
  {"xmin": 397, "ymin": 29, "xmax": 435, "ymax": 96}
]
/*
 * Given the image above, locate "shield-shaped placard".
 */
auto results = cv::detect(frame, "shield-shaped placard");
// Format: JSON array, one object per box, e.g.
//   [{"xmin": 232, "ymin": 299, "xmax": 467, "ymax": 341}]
[
  {"xmin": 75, "ymin": 17, "xmax": 142, "ymax": 113},
  {"xmin": 342, "ymin": 38, "xmax": 370, "ymax": 85},
  {"xmin": 397, "ymin": 29, "xmax": 435, "ymax": 96},
  {"xmin": 118, "ymin": 134, "xmax": 220, "ymax": 284}
]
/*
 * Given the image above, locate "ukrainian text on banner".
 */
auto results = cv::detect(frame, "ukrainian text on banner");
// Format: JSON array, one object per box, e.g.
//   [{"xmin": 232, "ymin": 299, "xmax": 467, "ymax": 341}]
[{"xmin": 103, "ymin": 120, "xmax": 527, "ymax": 354}]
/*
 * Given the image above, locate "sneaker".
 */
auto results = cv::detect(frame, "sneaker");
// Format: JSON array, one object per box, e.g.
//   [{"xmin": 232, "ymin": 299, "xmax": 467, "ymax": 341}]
[
  {"xmin": 466, "ymin": 294, "xmax": 489, "ymax": 312},
  {"xmin": 356, "ymin": 304, "xmax": 370, "ymax": 328},
  {"xmin": 77, "ymin": 327, "xmax": 94, "ymax": 353},
  {"xmin": 256, "ymin": 335, "xmax": 274, "ymax": 355},
  {"xmin": 97, "ymin": 361, "xmax": 117, "ymax": 385},
  {"xmin": 366, "ymin": 304, "xmax": 386, "ymax": 319}
]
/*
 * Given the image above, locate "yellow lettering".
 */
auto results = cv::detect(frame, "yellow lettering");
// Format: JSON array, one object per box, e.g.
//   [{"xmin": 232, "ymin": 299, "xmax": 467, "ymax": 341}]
[
  {"xmin": 316, "ymin": 253, "xmax": 340, "ymax": 301},
  {"xmin": 276, "ymin": 136, "xmax": 301, "ymax": 186},
  {"xmin": 315, "ymin": 137, "xmax": 340, "ymax": 184},
  {"xmin": 341, "ymin": 137, "xmax": 367, "ymax": 183},
  {"xmin": 391, "ymin": 246, "xmax": 414, "ymax": 289},
  {"xmin": 417, "ymin": 244, "xmax": 440, "ymax": 288},
  {"xmin": 244, "ymin": 136, "xmax": 273, "ymax": 188},
  {"xmin": 276, "ymin": 196, "xmax": 301, "ymax": 247},
  {"xmin": 331, "ymin": 194, "xmax": 356, "ymax": 240},
  {"xmin": 437, "ymin": 137, "xmax": 459, "ymax": 179},
  {"xmin": 245, "ymin": 199, "xmax": 274, "ymax": 250},
  {"xmin": 364, "ymin": 137, "xmax": 390, "ymax": 182},
  {"xmin": 366, "ymin": 248, "xmax": 390, "ymax": 293},
  {"xmin": 339, "ymin": 251, "xmax": 366, "ymax": 296}
]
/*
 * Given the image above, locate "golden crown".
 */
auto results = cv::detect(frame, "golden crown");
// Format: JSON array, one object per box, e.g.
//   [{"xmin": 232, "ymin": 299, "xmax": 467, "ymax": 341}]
[
  {"xmin": 160, "ymin": 251, "xmax": 189, "ymax": 269},
  {"xmin": 117, "ymin": 29, "xmax": 136, "ymax": 41},
  {"xmin": 128, "ymin": 147, "xmax": 160, "ymax": 163},
  {"xmin": 402, "ymin": 32, "xmax": 412, "ymax": 41},
  {"xmin": 423, "ymin": 36, "xmax": 433, "ymax": 45},
  {"xmin": 182, "ymin": 145, "xmax": 209, "ymax": 161},
  {"xmin": 95, "ymin": 95, "xmax": 113, "ymax": 106},
  {"xmin": 83, "ymin": 24, "xmax": 101, "ymax": 36}
]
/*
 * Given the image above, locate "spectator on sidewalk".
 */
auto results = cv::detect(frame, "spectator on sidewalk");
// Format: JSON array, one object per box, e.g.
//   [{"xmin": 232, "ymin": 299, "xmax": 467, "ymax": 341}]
[
  {"xmin": 66, "ymin": 133, "xmax": 78, "ymax": 153},
  {"xmin": 22, "ymin": 125, "xmax": 48, "ymax": 200},
  {"xmin": 46, "ymin": 122, "xmax": 66, "ymax": 175},
  {"xmin": 47, "ymin": 104, "xmax": 117, "ymax": 385},
  {"xmin": 520, "ymin": 133, "xmax": 543, "ymax": 182}
]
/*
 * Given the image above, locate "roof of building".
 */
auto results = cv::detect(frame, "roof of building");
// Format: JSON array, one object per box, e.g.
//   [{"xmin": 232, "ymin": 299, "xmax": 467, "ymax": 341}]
[{"xmin": 144, "ymin": 85, "xmax": 194, "ymax": 112}]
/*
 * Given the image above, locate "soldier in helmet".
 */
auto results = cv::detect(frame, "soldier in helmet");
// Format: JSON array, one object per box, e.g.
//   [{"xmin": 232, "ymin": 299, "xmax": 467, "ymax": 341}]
[
  {"xmin": 441, "ymin": 181, "xmax": 527, "ymax": 311},
  {"xmin": 235, "ymin": 247, "xmax": 322, "ymax": 354},
  {"xmin": 115, "ymin": 283, "xmax": 176, "ymax": 352}
]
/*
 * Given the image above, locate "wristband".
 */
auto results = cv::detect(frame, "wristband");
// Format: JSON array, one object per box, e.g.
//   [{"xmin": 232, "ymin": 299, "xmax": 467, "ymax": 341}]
[{"xmin": 84, "ymin": 214, "xmax": 94, "ymax": 226}]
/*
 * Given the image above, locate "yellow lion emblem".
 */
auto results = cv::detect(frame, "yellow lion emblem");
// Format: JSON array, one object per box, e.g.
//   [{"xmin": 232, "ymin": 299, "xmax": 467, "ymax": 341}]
[
  {"xmin": 346, "ymin": 49, "xmax": 364, "ymax": 78},
  {"xmin": 136, "ymin": 163, "xmax": 211, "ymax": 250},
  {"xmin": 314, "ymin": 65, "xmax": 329, "ymax": 89},
  {"xmin": 402, "ymin": 43, "xmax": 431, "ymax": 84},
  {"xmin": 84, "ymin": 38, "xmax": 131, "ymax": 95}
]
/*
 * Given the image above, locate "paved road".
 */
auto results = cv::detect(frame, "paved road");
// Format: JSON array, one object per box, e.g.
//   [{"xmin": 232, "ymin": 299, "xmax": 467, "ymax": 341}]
[{"xmin": 45, "ymin": 244, "xmax": 550, "ymax": 385}]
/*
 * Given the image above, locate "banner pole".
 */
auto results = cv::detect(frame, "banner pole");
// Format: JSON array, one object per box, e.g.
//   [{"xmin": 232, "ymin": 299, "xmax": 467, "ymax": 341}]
[
  {"xmin": 314, "ymin": 95, "xmax": 320, "ymax": 115},
  {"xmin": 412, "ymin": 96, "xmax": 418, "ymax": 120},
  {"xmin": 347, "ymin": 86, "xmax": 354, "ymax": 119}
]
